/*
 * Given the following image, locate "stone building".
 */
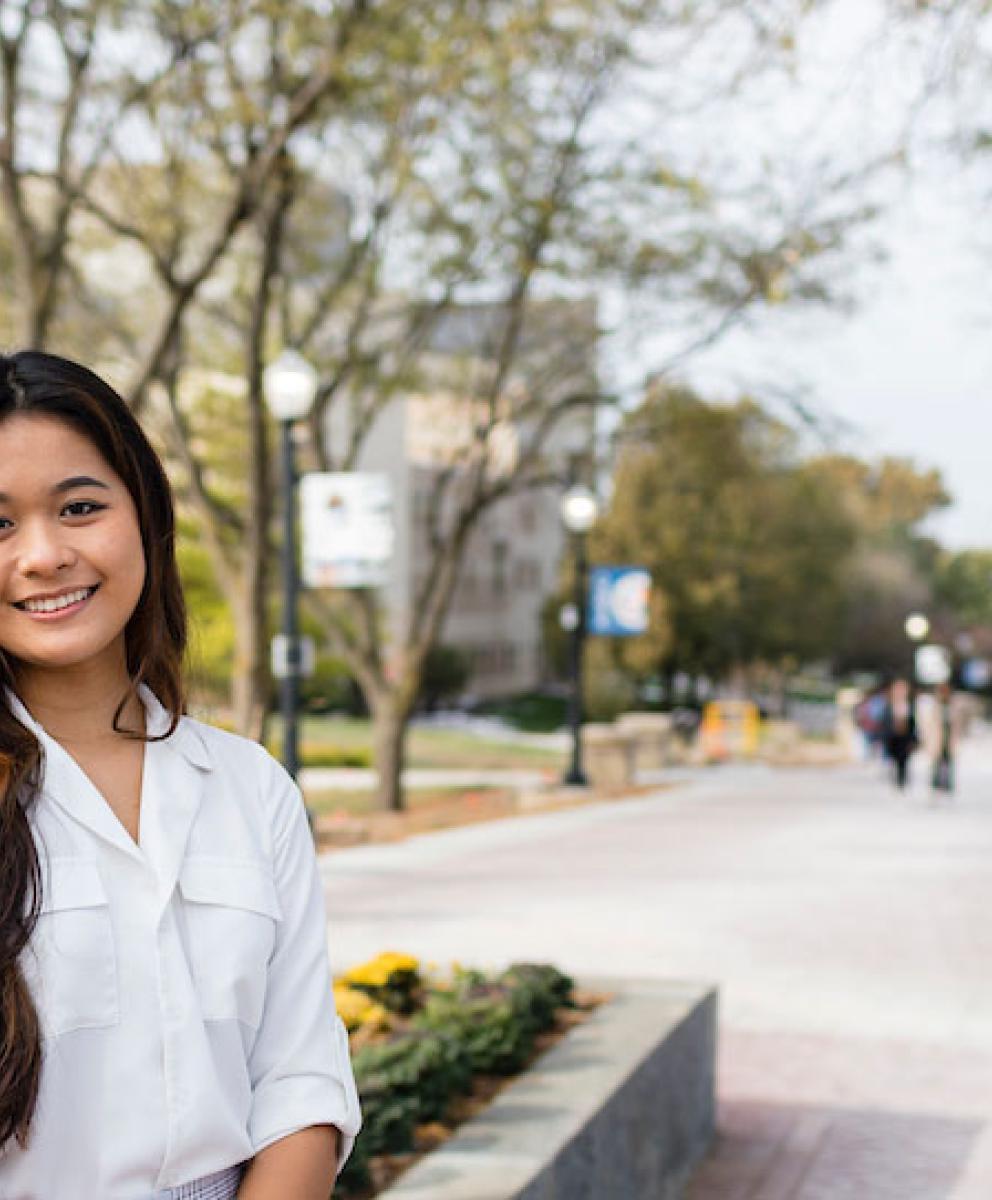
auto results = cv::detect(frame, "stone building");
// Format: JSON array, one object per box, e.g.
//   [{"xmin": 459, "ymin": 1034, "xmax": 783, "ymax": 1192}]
[{"xmin": 323, "ymin": 298, "xmax": 598, "ymax": 698}]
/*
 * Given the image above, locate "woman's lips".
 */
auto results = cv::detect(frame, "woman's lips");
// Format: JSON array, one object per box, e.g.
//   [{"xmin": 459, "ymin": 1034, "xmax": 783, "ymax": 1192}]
[{"xmin": 15, "ymin": 585, "xmax": 99, "ymax": 621}]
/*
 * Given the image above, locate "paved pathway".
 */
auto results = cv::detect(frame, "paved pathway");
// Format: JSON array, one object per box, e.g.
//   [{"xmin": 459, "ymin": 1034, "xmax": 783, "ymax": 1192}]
[
  {"xmin": 319, "ymin": 735, "xmax": 992, "ymax": 1198},
  {"xmin": 301, "ymin": 765, "xmax": 550, "ymax": 792}
]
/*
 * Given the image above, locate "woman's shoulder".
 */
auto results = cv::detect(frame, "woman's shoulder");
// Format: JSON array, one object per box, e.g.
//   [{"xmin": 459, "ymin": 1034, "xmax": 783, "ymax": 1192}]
[
  {"xmin": 179, "ymin": 713, "xmax": 271, "ymax": 761},
  {"xmin": 174, "ymin": 716, "xmax": 298, "ymax": 807},
  {"xmin": 143, "ymin": 689, "xmax": 276, "ymax": 775},
  {"xmin": 171, "ymin": 717, "xmax": 307, "ymax": 858}
]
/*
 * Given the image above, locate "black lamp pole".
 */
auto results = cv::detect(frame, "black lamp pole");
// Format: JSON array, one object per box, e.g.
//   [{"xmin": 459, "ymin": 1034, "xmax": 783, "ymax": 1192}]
[
  {"xmin": 279, "ymin": 418, "xmax": 301, "ymax": 783},
  {"xmin": 563, "ymin": 529, "xmax": 589, "ymax": 786}
]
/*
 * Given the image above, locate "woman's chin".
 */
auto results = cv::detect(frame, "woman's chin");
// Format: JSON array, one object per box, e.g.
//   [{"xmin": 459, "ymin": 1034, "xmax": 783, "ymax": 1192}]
[{"xmin": 8, "ymin": 639, "xmax": 127, "ymax": 677}]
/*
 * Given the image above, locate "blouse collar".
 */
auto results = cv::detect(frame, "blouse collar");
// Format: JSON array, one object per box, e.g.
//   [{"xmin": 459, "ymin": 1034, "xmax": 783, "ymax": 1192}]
[{"xmin": 5, "ymin": 683, "xmax": 214, "ymax": 772}]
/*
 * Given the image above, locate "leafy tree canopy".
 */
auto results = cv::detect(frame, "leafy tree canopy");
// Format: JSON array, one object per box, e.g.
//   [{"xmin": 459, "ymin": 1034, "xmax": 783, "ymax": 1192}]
[{"xmin": 592, "ymin": 385, "xmax": 858, "ymax": 682}]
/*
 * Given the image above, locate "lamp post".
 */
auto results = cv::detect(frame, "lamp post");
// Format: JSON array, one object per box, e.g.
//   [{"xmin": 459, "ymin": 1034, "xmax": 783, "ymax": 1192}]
[
  {"xmin": 560, "ymin": 483, "xmax": 600, "ymax": 786},
  {"xmin": 263, "ymin": 349, "xmax": 318, "ymax": 783},
  {"xmin": 904, "ymin": 612, "xmax": 929, "ymax": 684}
]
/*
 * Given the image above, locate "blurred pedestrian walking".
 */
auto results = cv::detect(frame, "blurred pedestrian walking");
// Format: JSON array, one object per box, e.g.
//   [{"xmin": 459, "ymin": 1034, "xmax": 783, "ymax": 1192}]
[
  {"xmin": 881, "ymin": 677, "xmax": 918, "ymax": 790},
  {"xmin": 918, "ymin": 682, "xmax": 968, "ymax": 797},
  {"xmin": 854, "ymin": 684, "xmax": 888, "ymax": 760}
]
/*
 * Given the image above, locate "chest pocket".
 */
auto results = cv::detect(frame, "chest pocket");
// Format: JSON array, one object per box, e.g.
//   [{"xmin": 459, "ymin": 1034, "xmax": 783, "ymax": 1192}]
[
  {"xmin": 30, "ymin": 858, "xmax": 118, "ymax": 1037},
  {"xmin": 178, "ymin": 859, "xmax": 282, "ymax": 1031}
]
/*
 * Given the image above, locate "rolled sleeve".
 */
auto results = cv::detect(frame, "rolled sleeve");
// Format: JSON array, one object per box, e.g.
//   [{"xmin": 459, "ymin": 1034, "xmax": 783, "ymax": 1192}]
[{"xmin": 247, "ymin": 761, "xmax": 361, "ymax": 1170}]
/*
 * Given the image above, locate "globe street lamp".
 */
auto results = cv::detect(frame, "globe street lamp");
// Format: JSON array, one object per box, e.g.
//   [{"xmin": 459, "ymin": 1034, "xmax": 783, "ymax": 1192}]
[
  {"xmin": 560, "ymin": 483, "xmax": 600, "ymax": 786},
  {"xmin": 904, "ymin": 613, "xmax": 930, "ymax": 643},
  {"xmin": 904, "ymin": 611, "xmax": 929, "ymax": 685},
  {"xmin": 263, "ymin": 349, "xmax": 318, "ymax": 782}
]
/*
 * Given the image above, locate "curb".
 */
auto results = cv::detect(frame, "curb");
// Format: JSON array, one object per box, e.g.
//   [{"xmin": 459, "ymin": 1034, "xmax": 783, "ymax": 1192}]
[{"xmin": 377, "ymin": 979, "xmax": 717, "ymax": 1200}]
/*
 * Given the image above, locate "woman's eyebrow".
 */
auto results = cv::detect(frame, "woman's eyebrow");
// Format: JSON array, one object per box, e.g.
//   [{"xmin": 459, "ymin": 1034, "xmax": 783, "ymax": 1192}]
[
  {"xmin": 51, "ymin": 475, "xmax": 111, "ymax": 495},
  {"xmin": 0, "ymin": 475, "xmax": 111, "ymax": 502}
]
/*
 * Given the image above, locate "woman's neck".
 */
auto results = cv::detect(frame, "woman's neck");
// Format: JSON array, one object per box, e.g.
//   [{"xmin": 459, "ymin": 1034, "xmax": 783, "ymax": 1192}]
[{"xmin": 13, "ymin": 655, "xmax": 143, "ymax": 743}]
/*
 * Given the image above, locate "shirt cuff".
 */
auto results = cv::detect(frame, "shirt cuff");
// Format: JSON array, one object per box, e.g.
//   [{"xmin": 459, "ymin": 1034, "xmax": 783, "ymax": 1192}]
[{"xmin": 249, "ymin": 1073, "xmax": 362, "ymax": 1173}]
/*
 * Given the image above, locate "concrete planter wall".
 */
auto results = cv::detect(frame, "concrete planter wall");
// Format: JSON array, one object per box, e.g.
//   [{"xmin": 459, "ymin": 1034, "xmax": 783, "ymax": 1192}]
[
  {"xmin": 616, "ymin": 712, "xmax": 676, "ymax": 773},
  {"xmin": 378, "ymin": 980, "xmax": 717, "ymax": 1200},
  {"xmin": 582, "ymin": 723, "xmax": 637, "ymax": 789}
]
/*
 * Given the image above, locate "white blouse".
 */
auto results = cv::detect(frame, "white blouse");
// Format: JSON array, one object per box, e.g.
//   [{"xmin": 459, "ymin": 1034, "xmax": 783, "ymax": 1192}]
[{"xmin": 1, "ymin": 688, "xmax": 361, "ymax": 1199}]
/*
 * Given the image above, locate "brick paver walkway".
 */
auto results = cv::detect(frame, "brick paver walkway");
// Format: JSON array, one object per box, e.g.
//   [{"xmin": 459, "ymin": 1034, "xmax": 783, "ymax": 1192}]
[
  {"xmin": 321, "ymin": 732, "xmax": 992, "ymax": 1199},
  {"xmin": 687, "ymin": 1030, "xmax": 992, "ymax": 1199},
  {"xmin": 686, "ymin": 742, "xmax": 992, "ymax": 1200}
]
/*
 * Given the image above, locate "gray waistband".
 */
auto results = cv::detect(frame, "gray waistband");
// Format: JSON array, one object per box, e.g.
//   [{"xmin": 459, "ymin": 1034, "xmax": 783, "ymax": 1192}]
[{"xmin": 146, "ymin": 1163, "xmax": 244, "ymax": 1199}]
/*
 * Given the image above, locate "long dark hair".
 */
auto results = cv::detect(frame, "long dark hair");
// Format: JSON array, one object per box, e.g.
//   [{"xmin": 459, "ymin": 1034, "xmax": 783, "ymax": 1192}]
[{"xmin": 0, "ymin": 350, "xmax": 187, "ymax": 1149}]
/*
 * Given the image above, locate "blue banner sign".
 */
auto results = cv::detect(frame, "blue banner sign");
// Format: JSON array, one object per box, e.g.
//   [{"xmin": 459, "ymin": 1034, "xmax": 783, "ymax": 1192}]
[{"xmin": 588, "ymin": 566, "xmax": 651, "ymax": 637}]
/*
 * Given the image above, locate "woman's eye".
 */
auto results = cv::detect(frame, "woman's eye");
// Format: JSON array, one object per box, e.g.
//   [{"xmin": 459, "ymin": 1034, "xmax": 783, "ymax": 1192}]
[
  {"xmin": 62, "ymin": 500, "xmax": 106, "ymax": 518},
  {"xmin": 0, "ymin": 516, "xmax": 12, "ymax": 530}
]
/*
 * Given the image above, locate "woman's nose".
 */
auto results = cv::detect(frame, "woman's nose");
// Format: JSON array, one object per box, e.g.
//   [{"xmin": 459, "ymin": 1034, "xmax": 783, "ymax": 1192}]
[{"xmin": 17, "ymin": 519, "xmax": 75, "ymax": 576}]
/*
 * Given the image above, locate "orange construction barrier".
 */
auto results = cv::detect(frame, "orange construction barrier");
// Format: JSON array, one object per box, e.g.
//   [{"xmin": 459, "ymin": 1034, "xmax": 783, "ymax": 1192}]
[{"xmin": 700, "ymin": 700, "xmax": 759, "ymax": 761}]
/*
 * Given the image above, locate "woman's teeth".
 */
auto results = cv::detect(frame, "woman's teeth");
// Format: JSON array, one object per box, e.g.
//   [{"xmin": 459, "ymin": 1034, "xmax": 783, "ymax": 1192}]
[{"xmin": 21, "ymin": 588, "xmax": 93, "ymax": 614}]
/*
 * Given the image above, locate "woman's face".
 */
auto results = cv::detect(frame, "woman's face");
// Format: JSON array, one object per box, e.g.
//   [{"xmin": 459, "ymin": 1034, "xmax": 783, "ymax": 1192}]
[{"xmin": 0, "ymin": 414, "xmax": 146, "ymax": 681}]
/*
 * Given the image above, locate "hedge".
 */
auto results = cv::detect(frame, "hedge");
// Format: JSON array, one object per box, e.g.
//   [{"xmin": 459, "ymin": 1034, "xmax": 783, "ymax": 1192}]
[{"xmin": 336, "ymin": 954, "xmax": 574, "ymax": 1195}]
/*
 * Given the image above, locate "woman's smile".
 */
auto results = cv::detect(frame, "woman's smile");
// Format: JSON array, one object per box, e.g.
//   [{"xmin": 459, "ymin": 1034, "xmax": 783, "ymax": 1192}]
[{"xmin": 12, "ymin": 584, "xmax": 100, "ymax": 620}]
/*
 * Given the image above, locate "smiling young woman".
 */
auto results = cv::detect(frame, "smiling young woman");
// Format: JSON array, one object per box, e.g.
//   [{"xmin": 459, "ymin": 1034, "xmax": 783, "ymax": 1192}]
[{"xmin": 0, "ymin": 352, "xmax": 360, "ymax": 1199}]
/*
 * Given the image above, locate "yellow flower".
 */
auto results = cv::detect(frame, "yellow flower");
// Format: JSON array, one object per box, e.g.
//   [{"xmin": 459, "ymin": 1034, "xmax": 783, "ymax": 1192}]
[
  {"xmin": 343, "ymin": 951, "xmax": 420, "ymax": 989},
  {"xmin": 333, "ymin": 983, "xmax": 376, "ymax": 1031},
  {"xmin": 360, "ymin": 1002, "xmax": 391, "ymax": 1032}
]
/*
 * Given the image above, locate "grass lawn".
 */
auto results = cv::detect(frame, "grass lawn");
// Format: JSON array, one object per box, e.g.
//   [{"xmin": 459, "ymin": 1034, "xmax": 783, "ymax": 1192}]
[
  {"xmin": 276, "ymin": 715, "xmax": 567, "ymax": 771},
  {"xmin": 305, "ymin": 784, "xmax": 510, "ymax": 819}
]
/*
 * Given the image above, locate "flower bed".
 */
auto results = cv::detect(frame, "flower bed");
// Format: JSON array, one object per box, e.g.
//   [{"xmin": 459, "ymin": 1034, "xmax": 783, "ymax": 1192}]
[{"xmin": 335, "ymin": 952, "xmax": 596, "ymax": 1198}]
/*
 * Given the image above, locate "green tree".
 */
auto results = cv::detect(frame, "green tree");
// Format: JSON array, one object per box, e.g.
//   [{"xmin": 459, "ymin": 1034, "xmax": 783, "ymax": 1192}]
[
  {"xmin": 592, "ymin": 385, "xmax": 858, "ymax": 687},
  {"xmin": 933, "ymin": 549, "xmax": 992, "ymax": 629},
  {"xmin": 805, "ymin": 454, "xmax": 951, "ymax": 675},
  {"xmin": 831, "ymin": 546, "xmax": 932, "ymax": 677},
  {"xmin": 178, "ymin": 526, "xmax": 236, "ymax": 706},
  {"xmin": 804, "ymin": 455, "xmax": 950, "ymax": 546}
]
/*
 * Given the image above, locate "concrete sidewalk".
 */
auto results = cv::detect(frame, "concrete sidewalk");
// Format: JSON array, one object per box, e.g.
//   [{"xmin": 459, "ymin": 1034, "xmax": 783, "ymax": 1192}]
[
  {"xmin": 320, "ymin": 735, "xmax": 992, "ymax": 1198},
  {"xmin": 686, "ymin": 740, "xmax": 992, "ymax": 1200},
  {"xmin": 301, "ymin": 764, "xmax": 550, "ymax": 792}
]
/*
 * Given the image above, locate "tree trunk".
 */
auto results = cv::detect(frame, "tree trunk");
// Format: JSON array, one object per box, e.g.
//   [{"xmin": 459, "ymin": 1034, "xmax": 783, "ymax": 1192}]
[
  {"xmin": 226, "ymin": 357, "xmax": 272, "ymax": 744},
  {"xmin": 228, "ymin": 161, "xmax": 288, "ymax": 742},
  {"xmin": 22, "ymin": 287, "xmax": 44, "ymax": 348},
  {"xmin": 230, "ymin": 588, "xmax": 269, "ymax": 741},
  {"xmin": 371, "ymin": 697, "xmax": 410, "ymax": 813}
]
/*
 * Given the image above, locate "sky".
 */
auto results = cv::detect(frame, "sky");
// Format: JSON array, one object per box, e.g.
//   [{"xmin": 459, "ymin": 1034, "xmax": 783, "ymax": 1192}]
[
  {"xmin": 690, "ymin": 175, "xmax": 992, "ymax": 550},
  {"xmin": 609, "ymin": 0, "xmax": 992, "ymax": 552}
]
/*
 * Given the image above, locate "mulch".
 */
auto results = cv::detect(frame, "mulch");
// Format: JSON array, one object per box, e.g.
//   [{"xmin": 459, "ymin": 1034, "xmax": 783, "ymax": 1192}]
[{"xmin": 313, "ymin": 783, "xmax": 666, "ymax": 850}]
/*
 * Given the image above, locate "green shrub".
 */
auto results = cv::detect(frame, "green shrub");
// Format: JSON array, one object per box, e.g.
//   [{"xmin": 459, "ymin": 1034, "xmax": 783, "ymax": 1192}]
[
  {"xmin": 413, "ymin": 964, "xmax": 573, "ymax": 1074},
  {"xmin": 298, "ymin": 657, "xmax": 362, "ymax": 715},
  {"xmin": 337, "ymin": 1076, "xmax": 418, "ymax": 1190},
  {"xmin": 500, "ymin": 963, "xmax": 574, "ymax": 1032},
  {"xmin": 353, "ymin": 1032, "xmax": 472, "ymax": 1126},
  {"xmin": 339, "ymin": 1032, "xmax": 473, "ymax": 1191},
  {"xmin": 474, "ymin": 691, "xmax": 568, "ymax": 732},
  {"xmin": 262, "ymin": 742, "xmax": 372, "ymax": 768},
  {"xmin": 414, "ymin": 991, "xmax": 532, "ymax": 1076},
  {"xmin": 583, "ymin": 656, "xmax": 637, "ymax": 722},
  {"xmin": 300, "ymin": 745, "xmax": 372, "ymax": 768},
  {"xmin": 419, "ymin": 644, "xmax": 472, "ymax": 711},
  {"xmin": 337, "ymin": 961, "xmax": 575, "ymax": 1197}
]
